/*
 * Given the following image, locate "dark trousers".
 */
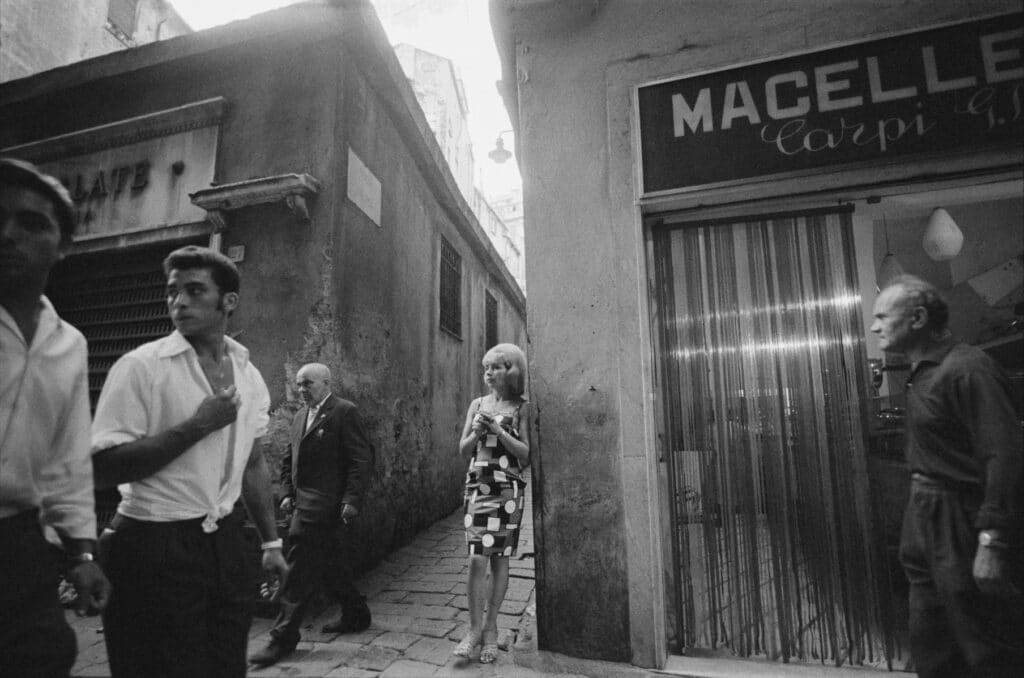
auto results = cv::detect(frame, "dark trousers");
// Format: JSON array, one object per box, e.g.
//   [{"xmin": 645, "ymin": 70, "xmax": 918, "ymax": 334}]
[
  {"xmin": 269, "ymin": 516, "xmax": 364, "ymax": 645},
  {"xmin": 99, "ymin": 512, "xmax": 255, "ymax": 678},
  {"xmin": 899, "ymin": 475, "xmax": 1024, "ymax": 678},
  {"xmin": 0, "ymin": 510, "xmax": 76, "ymax": 678}
]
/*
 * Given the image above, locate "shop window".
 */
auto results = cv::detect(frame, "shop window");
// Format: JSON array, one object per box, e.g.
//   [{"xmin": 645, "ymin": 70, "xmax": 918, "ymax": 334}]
[
  {"xmin": 857, "ymin": 179, "xmax": 1024, "ymax": 422},
  {"xmin": 485, "ymin": 291, "xmax": 498, "ymax": 349},
  {"xmin": 439, "ymin": 236, "xmax": 462, "ymax": 338}
]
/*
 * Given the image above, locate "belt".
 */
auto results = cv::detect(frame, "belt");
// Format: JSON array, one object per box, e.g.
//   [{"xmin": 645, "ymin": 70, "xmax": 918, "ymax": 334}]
[
  {"xmin": 910, "ymin": 472, "xmax": 980, "ymax": 494},
  {"xmin": 109, "ymin": 509, "xmax": 243, "ymax": 534}
]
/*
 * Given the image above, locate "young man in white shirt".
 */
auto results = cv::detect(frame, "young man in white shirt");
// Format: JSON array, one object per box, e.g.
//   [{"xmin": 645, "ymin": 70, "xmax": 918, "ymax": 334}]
[
  {"xmin": 91, "ymin": 245, "xmax": 287, "ymax": 678},
  {"xmin": 0, "ymin": 157, "xmax": 111, "ymax": 676}
]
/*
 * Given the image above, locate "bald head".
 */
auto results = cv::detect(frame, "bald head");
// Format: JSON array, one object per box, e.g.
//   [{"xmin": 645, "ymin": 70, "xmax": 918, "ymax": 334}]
[
  {"xmin": 871, "ymin": 275, "xmax": 949, "ymax": 354},
  {"xmin": 296, "ymin": 363, "xmax": 332, "ymax": 406},
  {"xmin": 885, "ymin": 275, "xmax": 949, "ymax": 331}
]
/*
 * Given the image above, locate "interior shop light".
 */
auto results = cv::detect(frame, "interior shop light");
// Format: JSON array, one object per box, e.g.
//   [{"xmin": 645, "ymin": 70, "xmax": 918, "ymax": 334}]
[{"xmin": 922, "ymin": 207, "xmax": 964, "ymax": 261}]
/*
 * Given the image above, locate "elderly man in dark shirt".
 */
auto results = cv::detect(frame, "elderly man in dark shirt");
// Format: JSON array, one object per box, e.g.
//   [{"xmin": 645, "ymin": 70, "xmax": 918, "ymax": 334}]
[{"xmin": 872, "ymin": 274, "xmax": 1022, "ymax": 678}]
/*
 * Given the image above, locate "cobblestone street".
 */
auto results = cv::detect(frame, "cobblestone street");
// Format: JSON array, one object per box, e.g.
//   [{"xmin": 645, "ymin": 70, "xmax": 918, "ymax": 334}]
[{"xmin": 67, "ymin": 476, "xmax": 541, "ymax": 678}]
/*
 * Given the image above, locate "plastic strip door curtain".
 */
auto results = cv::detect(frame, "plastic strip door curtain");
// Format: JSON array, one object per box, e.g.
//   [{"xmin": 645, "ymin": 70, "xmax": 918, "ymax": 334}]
[{"xmin": 647, "ymin": 207, "xmax": 898, "ymax": 668}]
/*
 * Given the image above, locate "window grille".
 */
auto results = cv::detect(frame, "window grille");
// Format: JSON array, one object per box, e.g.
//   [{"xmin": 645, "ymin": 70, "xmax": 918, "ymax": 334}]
[
  {"xmin": 485, "ymin": 291, "xmax": 498, "ymax": 349},
  {"xmin": 439, "ymin": 236, "xmax": 462, "ymax": 338}
]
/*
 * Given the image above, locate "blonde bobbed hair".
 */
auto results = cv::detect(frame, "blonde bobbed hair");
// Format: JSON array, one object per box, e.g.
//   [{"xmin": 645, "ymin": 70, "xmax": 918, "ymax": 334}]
[{"xmin": 484, "ymin": 343, "xmax": 527, "ymax": 397}]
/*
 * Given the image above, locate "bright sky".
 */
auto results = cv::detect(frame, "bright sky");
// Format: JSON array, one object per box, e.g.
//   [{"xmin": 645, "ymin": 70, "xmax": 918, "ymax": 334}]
[{"xmin": 168, "ymin": 0, "xmax": 521, "ymax": 196}]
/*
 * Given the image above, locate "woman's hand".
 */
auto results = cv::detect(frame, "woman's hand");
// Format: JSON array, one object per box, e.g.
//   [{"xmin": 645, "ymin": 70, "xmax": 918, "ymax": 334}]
[{"xmin": 472, "ymin": 413, "xmax": 492, "ymax": 436}]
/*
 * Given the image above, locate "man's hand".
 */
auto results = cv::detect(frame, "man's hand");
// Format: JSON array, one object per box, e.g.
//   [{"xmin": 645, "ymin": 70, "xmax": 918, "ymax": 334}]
[
  {"xmin": 261, "ymin": 548, "xmax": 289, "ymax": 587},
  {"xmin": 67, "ymin": 561, "xmax": 111, "ymax": 616},
  {"xmin": 280, "ymin": 496, "xmax": 294, "ymax": 513},
  {"xmin": 973, "ymin": 546, "xmax": 1021, "ymax": 598},
  {"xmin": 341, "ymin": 503, "xmax": 359, "ymax": 524},
  {"xmin": 192, "ymin": 386, "xmax": 240, "ymax": 434}
]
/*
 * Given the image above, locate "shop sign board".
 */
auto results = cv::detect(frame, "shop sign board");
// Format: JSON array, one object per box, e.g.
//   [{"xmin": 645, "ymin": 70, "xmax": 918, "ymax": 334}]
[
  {"xmin": 1, "ymin": 99, "xmax": 223, "ymax": 237},
  {"xmin": 637, "ymin": 13, "xmax": 1023, "ymax": 195}
]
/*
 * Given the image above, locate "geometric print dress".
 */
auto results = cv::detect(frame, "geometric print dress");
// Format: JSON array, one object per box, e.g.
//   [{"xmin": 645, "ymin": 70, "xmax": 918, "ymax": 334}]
[{"xmin": 463, "ymin": 400, "xmax": 527, "ymax": 557}]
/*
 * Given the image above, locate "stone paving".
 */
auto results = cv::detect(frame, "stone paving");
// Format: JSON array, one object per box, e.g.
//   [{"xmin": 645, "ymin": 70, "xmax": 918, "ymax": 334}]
[{"xmin": 67, "ymin": 474, "xmax": 552, "ymax": 678}]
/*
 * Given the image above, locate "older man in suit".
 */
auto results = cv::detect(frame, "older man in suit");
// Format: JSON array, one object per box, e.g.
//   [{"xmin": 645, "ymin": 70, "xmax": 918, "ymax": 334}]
[{"xmin": 250, "ymin": 362, "xmax": 374, "ymax": 667}]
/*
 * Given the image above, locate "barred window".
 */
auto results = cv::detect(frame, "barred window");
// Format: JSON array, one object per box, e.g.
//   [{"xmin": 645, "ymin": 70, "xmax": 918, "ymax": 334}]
[
  {"xmin": 485, "ymin": 291, "xmax": 498, "ymax": 350},
  {"xmin": 439, "ymin": 237, "xmax": 462, "ymax": 338}
]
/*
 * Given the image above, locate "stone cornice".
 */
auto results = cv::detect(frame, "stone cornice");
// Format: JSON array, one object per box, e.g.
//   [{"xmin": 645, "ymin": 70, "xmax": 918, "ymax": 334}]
[{"xmin": 189, "ymin": 173, "xmax": 322, "ymax": 229}]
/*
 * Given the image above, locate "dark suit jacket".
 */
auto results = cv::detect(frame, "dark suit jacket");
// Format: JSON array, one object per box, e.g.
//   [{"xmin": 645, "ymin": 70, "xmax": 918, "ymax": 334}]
[{"xmin": 280, "ymin": 394, "xmax": 373, "ymax": 526}]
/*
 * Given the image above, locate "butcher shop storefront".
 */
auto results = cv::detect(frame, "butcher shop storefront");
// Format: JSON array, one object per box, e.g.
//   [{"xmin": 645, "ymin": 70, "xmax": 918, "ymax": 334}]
[{"xmin": 637, "ymin": 12, "xmax": 1022, "ymax": 669}]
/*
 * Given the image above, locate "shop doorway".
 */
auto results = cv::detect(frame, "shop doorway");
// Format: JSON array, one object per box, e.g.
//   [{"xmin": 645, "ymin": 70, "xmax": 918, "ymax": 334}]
[{"xmin": 647, "ymin": 206, "xmax": 899, "ymax": 668}]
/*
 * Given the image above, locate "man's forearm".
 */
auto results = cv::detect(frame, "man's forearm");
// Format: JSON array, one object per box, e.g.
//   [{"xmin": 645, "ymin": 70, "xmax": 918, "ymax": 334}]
[
  {"xmin": 241, "ymin": 446, "xmax": 280, "ymax": 542},
  {"xmin": 93, "ymin": 420, "xmax": 209, "ymax": 489}
]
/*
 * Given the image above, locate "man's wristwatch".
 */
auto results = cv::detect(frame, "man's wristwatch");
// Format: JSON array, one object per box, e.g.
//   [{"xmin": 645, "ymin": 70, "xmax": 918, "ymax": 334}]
[{"xmin": 978, "ymin": 530, "xmax": 1009, "ymax": 550}]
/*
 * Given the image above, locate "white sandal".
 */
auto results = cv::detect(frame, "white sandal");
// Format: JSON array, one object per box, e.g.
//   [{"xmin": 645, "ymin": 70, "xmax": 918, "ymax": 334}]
[{"xmin": 453, "ymin": 631, "xmax": 481, "ymax": 658}]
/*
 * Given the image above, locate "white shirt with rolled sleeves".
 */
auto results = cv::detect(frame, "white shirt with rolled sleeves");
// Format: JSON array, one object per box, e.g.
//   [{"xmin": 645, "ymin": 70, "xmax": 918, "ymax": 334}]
[
  {"xmin": 0, "ymin": 297, "xmax": 96, "ymax": 540},
  {"xmin": 90, "ymin": 330, "xmax": 270, "ymax": 528}
]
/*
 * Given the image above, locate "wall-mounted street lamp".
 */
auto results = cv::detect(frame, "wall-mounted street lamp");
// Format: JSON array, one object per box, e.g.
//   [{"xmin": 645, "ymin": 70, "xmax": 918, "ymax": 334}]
[{"xmin": 488, "ymin": 129, "xmax": 514, "ymax": 164}]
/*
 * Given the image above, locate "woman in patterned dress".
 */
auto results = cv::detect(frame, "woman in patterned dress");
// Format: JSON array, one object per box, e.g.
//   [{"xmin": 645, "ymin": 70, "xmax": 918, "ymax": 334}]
[{"xmin": 453, "ymin": 343, "xmax": 531, "ymax": 664}]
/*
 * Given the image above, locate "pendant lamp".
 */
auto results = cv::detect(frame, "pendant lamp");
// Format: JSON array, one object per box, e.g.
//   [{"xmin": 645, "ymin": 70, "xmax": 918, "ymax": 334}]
[
  {"xmin": 877, "ymin": 215, "xmax": 904, "ymax": 289},
  {"xmin": 922, "ymin": 207, "xmax": 964, "ymax": 261}
]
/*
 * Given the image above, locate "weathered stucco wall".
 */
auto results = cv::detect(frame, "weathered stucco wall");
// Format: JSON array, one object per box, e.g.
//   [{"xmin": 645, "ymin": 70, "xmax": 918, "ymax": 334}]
[{"xmin": 497, "ymin": 0, "xmax": 1020, "ymax": 666}]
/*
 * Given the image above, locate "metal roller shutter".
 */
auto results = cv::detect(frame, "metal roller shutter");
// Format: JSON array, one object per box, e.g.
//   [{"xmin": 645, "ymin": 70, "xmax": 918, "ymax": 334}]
[{"xmin": 47, "ymin": 244, "xmax": 189, "ymax": 409}]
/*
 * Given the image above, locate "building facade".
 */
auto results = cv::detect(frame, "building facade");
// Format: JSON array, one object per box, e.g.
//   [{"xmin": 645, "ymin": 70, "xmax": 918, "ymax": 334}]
[
  {"xmin": 0, "ymin": 0, "xmax": 190, "ymax": 82},
  {"xmin": 0, "ymin": 1, "xmax": 526, "ymax": 572},
  {"xmin": 393, "ymin": 43, "xmax": 476, "ymax": 205},
  {"xmin": 473, "ymin": 186, "xmax": 524, "ymax": 292},
  {"xmin": 491, "ymin": 0, "xmax": 1022, "ymax": 671}
]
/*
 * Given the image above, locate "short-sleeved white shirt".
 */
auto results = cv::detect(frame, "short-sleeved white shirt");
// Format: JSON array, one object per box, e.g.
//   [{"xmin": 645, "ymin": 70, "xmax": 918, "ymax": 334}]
[{"xmin": 91, "ymin": 331, "xmax": 270, "ymax": 526}]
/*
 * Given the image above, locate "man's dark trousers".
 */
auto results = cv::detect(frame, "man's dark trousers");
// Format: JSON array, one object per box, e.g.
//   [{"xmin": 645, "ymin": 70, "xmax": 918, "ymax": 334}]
[
  {"xmin": 100, "ymin": 511, "xmax": 255, "ymax": 678},
  {"xmin": 0, "ymin": 510, "xmax": 76, "ymax": 678},
  {"xmin": 269, "ymin": 512, "xmax": 364, "ymax": 646},
  {"xmin": 900, "ymin": 475, "xmax": 1024, "ymax": 678}
]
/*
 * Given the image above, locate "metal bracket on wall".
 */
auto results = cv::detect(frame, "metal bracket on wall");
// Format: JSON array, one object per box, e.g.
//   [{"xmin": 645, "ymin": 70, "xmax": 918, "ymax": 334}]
[{"xmin": 189, "ymin": 173, "xmax": 322, "ymax": 231}]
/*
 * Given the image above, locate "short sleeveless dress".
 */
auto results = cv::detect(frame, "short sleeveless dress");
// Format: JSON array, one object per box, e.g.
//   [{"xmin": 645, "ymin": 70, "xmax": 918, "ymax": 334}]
[{"xmin": 463, "ymin": 399, "xmax": 527, "ymax": 557}]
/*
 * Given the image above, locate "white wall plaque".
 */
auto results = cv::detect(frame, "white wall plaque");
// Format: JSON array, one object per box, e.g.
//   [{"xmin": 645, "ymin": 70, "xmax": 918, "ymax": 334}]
[{"xmin": 347, "ymin": 147, "xmax": 382, "ymax": 227}]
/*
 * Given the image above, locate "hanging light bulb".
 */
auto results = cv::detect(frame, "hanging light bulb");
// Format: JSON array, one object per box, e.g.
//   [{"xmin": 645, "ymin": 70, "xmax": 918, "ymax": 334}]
[
  {"xmin": 877, "ymin": 214, "xmax": 905, "ymax": 289},
  {"xmin": 922, "ymin": 207, "xmax": 964, "ymax": 261}
]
